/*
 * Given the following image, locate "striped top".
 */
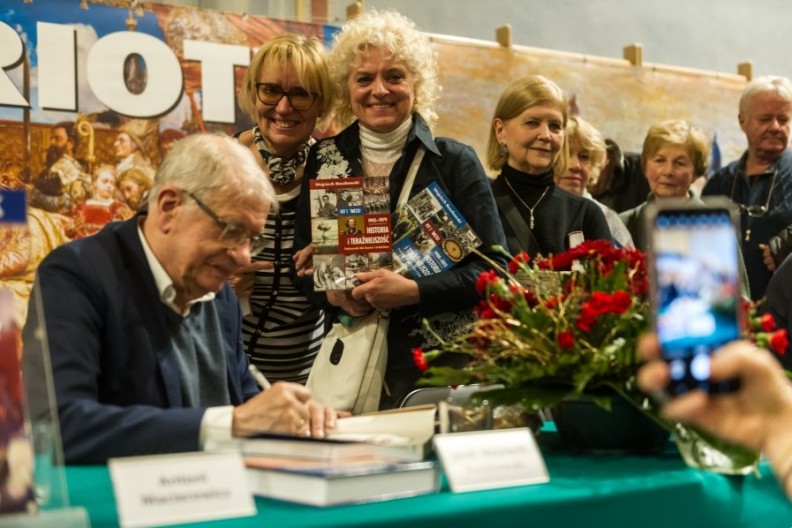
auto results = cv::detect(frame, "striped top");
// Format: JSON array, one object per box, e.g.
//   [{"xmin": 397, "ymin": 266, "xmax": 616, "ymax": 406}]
[{"xmin": 242, "ymin": 187, "xmax": 324, "ymax": 384}]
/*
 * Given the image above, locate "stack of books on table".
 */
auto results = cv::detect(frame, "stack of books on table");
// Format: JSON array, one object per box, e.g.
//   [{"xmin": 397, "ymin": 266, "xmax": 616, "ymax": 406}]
[
  {"xmin": 208, "ymin": 405, "xmax": 440, "ymax": 506},
  {"xmin": 245, "ymin": 455, "xmax": 438, "ymax": 507}
]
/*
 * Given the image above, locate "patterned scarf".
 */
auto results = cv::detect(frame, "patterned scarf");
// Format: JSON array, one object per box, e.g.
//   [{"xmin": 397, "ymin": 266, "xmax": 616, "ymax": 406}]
[{"xmin": 252, "ymin": 125, "xmax": 314, "ymax": 185}]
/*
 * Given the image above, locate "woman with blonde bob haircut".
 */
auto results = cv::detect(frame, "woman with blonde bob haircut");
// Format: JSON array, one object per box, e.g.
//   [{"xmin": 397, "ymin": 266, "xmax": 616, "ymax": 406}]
[
  {"xmin": 620, "ymin": 119, "xmax": 710, "ymax": 251},
  {"xmin": 557, "ymin": 115, "xmax": 634, "ymax": 248},
  {"xmin": 294, "ymin": 9, "xmax": 506, "ymax": 409},
  {"xmin": 488, "ymin": 75, "xmax": 611, "ymax": 258},
  {"xmin": 233, "ymin": 33, "xmax": 333, "ymax": 384}
]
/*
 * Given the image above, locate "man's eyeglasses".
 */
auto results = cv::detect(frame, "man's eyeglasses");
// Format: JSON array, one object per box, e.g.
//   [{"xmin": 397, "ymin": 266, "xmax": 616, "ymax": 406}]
[
  {"xmin": 738, "ymin": 203, "xmax": 770, "ymax": 218},
  {"xmin": 732, "ymin": 169, "xmax": 778, "ymax": 219},
  {"xmin": 185, "ymin": 191, "xmax": 267, "ymax": 256},
  {"xmin": 255, "ymin": 83, "xmax": 318, "ymax": 111}
]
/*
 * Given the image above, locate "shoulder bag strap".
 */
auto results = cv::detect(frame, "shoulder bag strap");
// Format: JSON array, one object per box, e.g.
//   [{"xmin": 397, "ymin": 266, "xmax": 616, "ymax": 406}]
[
  {"xmin": 396, "ymin": 146, "xmax": 426, "ymax": 208},
  {"xmin": 493, "ymin": 186, "xmax": 542, "ymax": 257}
]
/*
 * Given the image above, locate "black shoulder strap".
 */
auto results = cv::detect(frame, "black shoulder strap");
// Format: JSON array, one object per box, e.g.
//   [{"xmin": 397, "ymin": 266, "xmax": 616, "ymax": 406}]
[{"xmin": 493, "ymin": 185, "xmax": 542, "ymax": 257}]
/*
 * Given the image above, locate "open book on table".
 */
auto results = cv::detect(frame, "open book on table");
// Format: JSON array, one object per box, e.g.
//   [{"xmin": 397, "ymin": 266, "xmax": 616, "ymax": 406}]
[{"xmin": 206, "ymin": 404, "xmax": 437, "ymax": 462}]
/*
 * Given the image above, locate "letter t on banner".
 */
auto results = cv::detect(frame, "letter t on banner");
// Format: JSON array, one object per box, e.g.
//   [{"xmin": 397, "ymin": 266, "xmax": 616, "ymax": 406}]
[{"xmin": 183, "ymin": 40, "xmax": 250, "ymax": 124}]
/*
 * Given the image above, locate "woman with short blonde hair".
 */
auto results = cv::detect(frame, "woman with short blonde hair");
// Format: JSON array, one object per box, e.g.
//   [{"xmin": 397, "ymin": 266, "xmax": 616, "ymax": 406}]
[
  {"xmin": 234, "ymin": 33, "xmax": 333, "ymax": 384},
  {"xmin": 620, "ymin": 119, "xmax": 710, "ymax": 250}
]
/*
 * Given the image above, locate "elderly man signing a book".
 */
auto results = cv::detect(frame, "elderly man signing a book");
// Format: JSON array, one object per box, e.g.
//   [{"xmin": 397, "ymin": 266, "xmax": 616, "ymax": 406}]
[{"xmin": 24, "ymin": 134, "xmax": 338, "ymax": 464}]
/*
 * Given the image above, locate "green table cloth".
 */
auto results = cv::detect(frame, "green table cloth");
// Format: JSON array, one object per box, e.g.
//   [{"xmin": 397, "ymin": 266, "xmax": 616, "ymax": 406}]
[{"xmin": 59, "ymin": 432, "xmax": 792, "ymax": 528}]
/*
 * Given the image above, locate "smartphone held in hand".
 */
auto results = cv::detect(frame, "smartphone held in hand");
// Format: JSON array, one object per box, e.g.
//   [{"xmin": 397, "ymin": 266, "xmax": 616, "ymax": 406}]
[{"xmin": 645, "ymin": 199, "xmax": 742, "ymax": 396}]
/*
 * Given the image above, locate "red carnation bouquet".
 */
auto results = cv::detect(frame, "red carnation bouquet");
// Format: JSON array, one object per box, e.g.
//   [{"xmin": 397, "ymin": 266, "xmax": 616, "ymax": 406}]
[
  {"xmin": 415, "ymin": 240, "xmax": 654, "ymax": 405},
  {"xmin": 414, "ymin": 241, "xmax": 787, "ymax": 472},
  {"xmin": 416, "ymin": 241, "xmax": 788, "ymax": 402}
]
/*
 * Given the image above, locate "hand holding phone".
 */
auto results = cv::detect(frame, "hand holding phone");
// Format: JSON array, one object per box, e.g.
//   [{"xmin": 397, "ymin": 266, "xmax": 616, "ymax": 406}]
[{"xmin": 646, "ymin": 199, "xmax": 742, "ymax": 397}]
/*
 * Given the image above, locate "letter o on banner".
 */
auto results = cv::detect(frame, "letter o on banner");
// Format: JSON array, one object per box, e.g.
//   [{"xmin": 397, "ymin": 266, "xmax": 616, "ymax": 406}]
[{"xmin": 88, "ymin": 31, "xmax": 182, "ymax": 117}]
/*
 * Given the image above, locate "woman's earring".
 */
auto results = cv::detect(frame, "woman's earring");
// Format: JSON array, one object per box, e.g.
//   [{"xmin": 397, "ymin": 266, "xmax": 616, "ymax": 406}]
[{"xmin": 500, "ymin": 143, "xmax": 508, "ymax": 158}]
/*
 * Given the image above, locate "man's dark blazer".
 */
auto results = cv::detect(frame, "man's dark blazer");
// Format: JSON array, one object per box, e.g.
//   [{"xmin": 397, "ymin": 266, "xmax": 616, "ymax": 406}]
[{"xmin": 27, "ymin": 216, "xmax": 259, "ymax": 463}]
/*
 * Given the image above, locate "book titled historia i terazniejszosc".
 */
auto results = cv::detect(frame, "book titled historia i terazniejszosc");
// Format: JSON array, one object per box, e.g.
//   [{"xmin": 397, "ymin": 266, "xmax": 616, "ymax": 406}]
[{"xmin": 309, "ymin": 177, "xmax": 480, "ymax": 291}]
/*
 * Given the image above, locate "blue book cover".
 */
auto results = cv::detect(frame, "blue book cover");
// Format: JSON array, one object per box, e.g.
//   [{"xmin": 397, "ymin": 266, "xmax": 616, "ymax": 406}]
[{"xmin": 392, "ymin": 182, "xmax": 481, "ymax": 278}]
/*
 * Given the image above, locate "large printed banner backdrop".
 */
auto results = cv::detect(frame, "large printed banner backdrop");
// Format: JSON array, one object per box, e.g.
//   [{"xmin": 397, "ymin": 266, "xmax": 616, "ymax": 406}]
[
  {"xmin": 0, "ymin": 0, "xmax": 335, "ymax": 323},
  {"xmin": 0, "ymin": 0, "xmax": 747, "ymax": 324}
]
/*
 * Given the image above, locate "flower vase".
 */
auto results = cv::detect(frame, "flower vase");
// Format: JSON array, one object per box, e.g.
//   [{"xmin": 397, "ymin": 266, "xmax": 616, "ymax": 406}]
[
  {"xmin": 552, "ymin": 392, "xmax": 670, "ymax": 453},
  {"xmin": 671, "ymin": 423, "xmax": 760, "ymax": 475}
]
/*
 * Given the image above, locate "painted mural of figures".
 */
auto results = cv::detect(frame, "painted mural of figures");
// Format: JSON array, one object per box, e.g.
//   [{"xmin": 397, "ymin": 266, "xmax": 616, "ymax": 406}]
[
  {"xmin": 0, "ymin": 175, "xmax": 72, "ymax": 324},
  {"xmin": 30, "ymin": 121, "xmax": 92, "ymax": 213},
  {"xmin": 117, "ymin": 167, "xmax": 153, "ymax": 211},
  {"xmin": 114, "ymin": 119, "xmax": 156, "ymax": 184},
  {"xmin": 69, "ymin": 164, "xmax": 133, "ymax": 239}
]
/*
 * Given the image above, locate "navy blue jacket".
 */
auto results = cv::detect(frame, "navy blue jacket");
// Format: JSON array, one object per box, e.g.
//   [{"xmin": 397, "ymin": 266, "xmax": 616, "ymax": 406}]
[
  {"xmin": 702, "ymin": 149, "xmax": 792, "ymax": 299},
  {"xmin": 26, "ymin": 216, "xmax": 258, "ymax": 463},
  {"xmin": 295, "ymin": 115, "xmax": 508, "ymax": 407}
]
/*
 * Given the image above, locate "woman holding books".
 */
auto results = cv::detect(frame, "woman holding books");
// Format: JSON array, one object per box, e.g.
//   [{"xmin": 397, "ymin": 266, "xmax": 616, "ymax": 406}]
[
  {"xmin": 294, "ymin": 8, "xmax": 507, "ymax": 409},
  {"xmin": 233, "ymin": 34, "xmax": 334, "ymax": 384},
  {"xmin": 488, "ymin": 75, "xmax": 612, "ymax": 258}
]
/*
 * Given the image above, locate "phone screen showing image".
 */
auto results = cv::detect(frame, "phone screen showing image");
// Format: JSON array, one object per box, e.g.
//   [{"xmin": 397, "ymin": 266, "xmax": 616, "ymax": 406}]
[{"xmin": 651, "ymin": 207, "xmax": 741, "ymax": 396}]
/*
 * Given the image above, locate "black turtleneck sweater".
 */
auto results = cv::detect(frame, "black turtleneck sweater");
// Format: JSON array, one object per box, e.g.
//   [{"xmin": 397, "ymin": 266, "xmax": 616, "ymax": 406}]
[{"xmin": 491, "ymin": 165, "xmax": 613, "ymax": 257}]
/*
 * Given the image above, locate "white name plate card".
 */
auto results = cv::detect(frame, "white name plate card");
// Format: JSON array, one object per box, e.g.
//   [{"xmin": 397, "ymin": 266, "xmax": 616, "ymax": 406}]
[
  {"xmin": 109, "ymin": 451, "xmax": 256, "ymax": 528},
  {"xmin": 433, "ymin": 428, "xmax": 549, "ymax": 493}
]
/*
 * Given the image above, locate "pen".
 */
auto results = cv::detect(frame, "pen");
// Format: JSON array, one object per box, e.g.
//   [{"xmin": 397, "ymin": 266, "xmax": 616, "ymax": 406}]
[{"xmin": 248, "ymin": 364, "xmax": 272, "ymax": 390}]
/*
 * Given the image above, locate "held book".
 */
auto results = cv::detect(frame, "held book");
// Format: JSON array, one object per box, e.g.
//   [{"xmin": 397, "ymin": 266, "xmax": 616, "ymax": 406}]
[
  {"xmin": 310, "ymin": 176, "xmax": 393, "ymax": 291},
  {"xmin": 245, "ymin": 456, "xmax": 439, "ymax": 506},
  {"xmin": 309, "ymin": 177, "xmax": 480, "ymax": 290},
  {"xmin": 391, "ymin": 181, "xmax": 482, "ymax": 277}
]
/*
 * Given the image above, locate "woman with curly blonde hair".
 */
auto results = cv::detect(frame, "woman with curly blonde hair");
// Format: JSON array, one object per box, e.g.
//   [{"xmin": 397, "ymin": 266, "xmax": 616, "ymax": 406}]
[{"xmin": 294, "ymin": 9, "xmax": 506, "ymax": 409}]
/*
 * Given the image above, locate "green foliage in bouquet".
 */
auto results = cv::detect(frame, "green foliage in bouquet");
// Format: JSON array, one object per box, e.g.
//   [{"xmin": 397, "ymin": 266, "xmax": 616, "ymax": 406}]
[
  {"xmin": 415, "ymin": 240, "xmax": 650, "ymax": 408},
  {"xmin": 413, "ymin": 240, "xmax": 788, "ymax": 474}
]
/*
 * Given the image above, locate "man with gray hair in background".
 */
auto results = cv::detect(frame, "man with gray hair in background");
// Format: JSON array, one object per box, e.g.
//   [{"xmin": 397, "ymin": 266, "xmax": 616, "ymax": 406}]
[
  {"xmin": 25, "ymin": 134, "xmax": 337, "ymax": 464},
  {"xmin": 703, "ymin": 75, "xmax": 792, "ymax": 300}
]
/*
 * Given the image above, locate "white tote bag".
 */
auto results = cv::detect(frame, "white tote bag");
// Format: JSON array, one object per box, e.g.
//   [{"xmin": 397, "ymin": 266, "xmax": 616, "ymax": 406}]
[{"xmin": 306, "ymin": 310, "xmax": 389, "ymax": 414}]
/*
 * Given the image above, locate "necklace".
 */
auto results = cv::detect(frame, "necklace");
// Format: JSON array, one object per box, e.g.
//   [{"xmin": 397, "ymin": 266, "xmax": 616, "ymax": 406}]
[{"xmin": 503, "ymin": 176, "xmax": 551, "ymax": 230}]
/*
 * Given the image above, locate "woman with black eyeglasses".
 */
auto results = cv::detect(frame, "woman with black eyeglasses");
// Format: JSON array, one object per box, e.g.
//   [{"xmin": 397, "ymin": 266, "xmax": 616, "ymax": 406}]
[
  {"xmin": 232, "ymin": 34, "xmax": 334, "ymax": 384},
  {"xmin": 619, "ymin": 120, "xmax": 710, "ymax": 252}
]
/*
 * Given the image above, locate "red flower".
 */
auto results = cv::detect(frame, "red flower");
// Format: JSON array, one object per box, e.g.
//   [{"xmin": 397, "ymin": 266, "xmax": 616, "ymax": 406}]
[
  {"xmin": 490, "ymin": 292, "xmax": 512, "ymax": 312},
  {"xmin": 508, "ymin": 251, "xmax": 531, "ymax": 274},
  {"xmin": 475, "ymin": 269, "xmax": 499, "ymax": 296},
  {"xmin": 760, "ymin": 313, "xmax": 777, "ymax": 332},
  {"xmin": 557, "ymin": 330, "xmax": 575, "ymax": 349},
  {"xmin": 770, "ymin": 330, "xmax": 789, "ymax": 356},
  {"xmin": 545, "ymin": 295, "xmax": 562, "ymax": 309},
  {"xmin": 412, "ymin": 347, "xmax": 429, "ymax": 371}
]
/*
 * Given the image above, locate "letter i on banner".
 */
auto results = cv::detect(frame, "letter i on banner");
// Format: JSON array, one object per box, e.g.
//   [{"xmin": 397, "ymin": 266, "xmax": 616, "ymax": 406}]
[{"xmin": 0, "ymin": 189, "xmax": 39, "ymax": 516}]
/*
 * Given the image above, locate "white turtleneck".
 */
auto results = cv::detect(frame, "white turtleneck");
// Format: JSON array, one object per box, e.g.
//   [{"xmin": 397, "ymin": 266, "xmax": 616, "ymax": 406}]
[{"xmin": 359, "ymin": 118, "xmax": 412, "ymax": 165}]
